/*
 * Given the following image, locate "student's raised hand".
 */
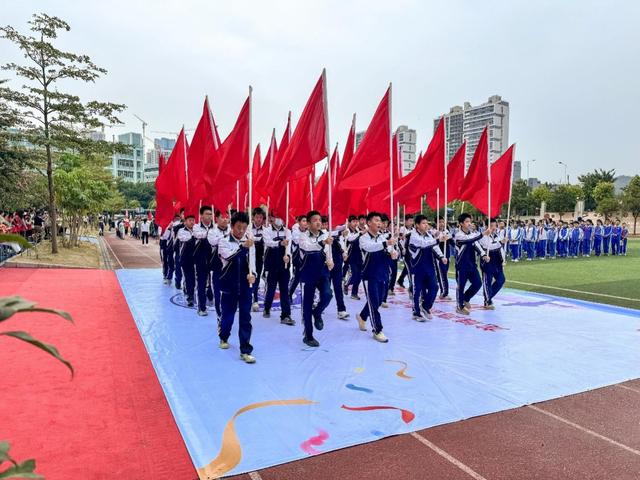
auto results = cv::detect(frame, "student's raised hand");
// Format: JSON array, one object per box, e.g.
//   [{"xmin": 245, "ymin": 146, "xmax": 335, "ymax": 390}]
[
  {"xmin": 324, "ymin": 236, "xmax": 334, "ymax": 245},
  {"xmin": 390, "ymin": 250, "xmax": 399, "ymax": 260},
  {"xmin": 482, "ymin": 255, "xmax": 491, "ymax": 263},
  {"xmin": 281, "ymin": 239, "xmax": 289, "ymax": 246},
  {"xmin": 342, "ymin": 252, "xmax": 348, "ymax": 262},
  {"xmin": 283, "ymin": 255, "xmax": 290, "ymax": 264},
  {"xmin": 387, "ymin": 237, "xmax": 397, "ymax": 246},
  {"xmin": 244, "ymin": 238, "xmax": 255, "ymax": 248},
  {"xmin": 247, "ymin": 274, "xmax": 256, "ymax": 284},
  {"xmin": 326, "ymin": 259, "xmax": 334, "ymax": 271}
]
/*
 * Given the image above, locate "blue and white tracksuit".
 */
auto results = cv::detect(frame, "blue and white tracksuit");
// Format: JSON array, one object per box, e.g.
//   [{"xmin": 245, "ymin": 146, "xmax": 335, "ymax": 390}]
[
  {"xmin": 454, "ymin": 230, "xmax": 488, "ymax": 310},
  {"xmin": 408, "ymin": 230, "xmax": 444, "ymax": 316},
  {"xmin": 359, "ymin": 231, "xmax": 395, "ymax": 334},
  {"xmin": 480, "ymin": 233, "xmax": 506, "ymax": 306},
  {"xmin": 262, "ymin": 225, "xmax": 292, "ymax": 319}
]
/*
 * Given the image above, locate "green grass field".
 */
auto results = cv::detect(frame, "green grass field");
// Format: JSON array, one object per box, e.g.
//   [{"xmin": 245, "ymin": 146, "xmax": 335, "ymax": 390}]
[{"xmin": 501, "ymin": 238, "xmax": 640, "ymax": 310}]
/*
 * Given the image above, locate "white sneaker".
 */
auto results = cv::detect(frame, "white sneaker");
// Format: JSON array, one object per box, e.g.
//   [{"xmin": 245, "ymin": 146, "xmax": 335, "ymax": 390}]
[
  {"xmin": 240, "ymin": 353, "xmax": 256, "ymax": 364},
  {"xmin": 373, "ymin": 331, "xmax": 389, "ymax": 343},
  {"xmin": 251, "ymin": 302, "xmax": 260, "ymax": 312},
  {"xmin": 197, "ymin": 310, "xmax": 208, "ymax": 316},
  {"xmin": 219, "ymin": 340, "xmax": 230, "ymax": 349},
  {"xmin": 356, "ymin": 313, "xmax": 367, "ymax": 331},
  {"xmin": 381, "ymin": 302, "xmax": 389, "ymax": 308},
  {"xmin": 337, "ymin": 311, "xmax": 350, "ymax": 320},
  {"xmin": 413, "ymin": 314, "xmax": 426, "ymax": 322},
  {"xmin": 420, "ymin": 307, "xmax": 433, "ymax": 320}
]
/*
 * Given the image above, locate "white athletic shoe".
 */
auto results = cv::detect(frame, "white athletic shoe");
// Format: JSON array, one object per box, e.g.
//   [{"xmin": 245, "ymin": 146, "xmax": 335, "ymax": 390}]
[
  {"xmin": 381, "ymin": 302, "xmax": 389, "ymax": 308},
  {"xmin": 456, "ymin": 307, "xmax": 471, "ymax": 315},
  {"xmin": 412, "ymin": 314, "xmax": 426, "ymax": 322},
  {"xmin": 251, "ymin": 302, "xmax": 260, "ymax": 312},
  {"xmin": 356, "ymin": 313, "xmax": 367, "ymax": 331},
  {"xmin": 240, "ymin": 353, "xmax": 256, "ymax": 364},
  {"xmin": 373, "ymin": 331, "xmax": 389, "ymax": 343},
  {"xmin": 197, "ymin": 310, "xmax": 208, "ymax": 316},
  {"xmin": 219, "ymin": 340, "xmax": 230, "ymax": 349},
  {"xmin": 337, "ymin": 311, "xmax": 350, "ymax": 320}
]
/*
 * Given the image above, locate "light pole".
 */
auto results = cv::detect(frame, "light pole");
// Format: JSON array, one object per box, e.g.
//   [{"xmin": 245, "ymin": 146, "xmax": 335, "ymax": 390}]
[{"xmin": 558, "ymin": 161, "xmax": 568, "ymax": 184}]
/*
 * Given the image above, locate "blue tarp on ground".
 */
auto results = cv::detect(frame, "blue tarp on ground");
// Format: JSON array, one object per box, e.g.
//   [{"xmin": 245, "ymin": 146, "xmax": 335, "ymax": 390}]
[{"xmin": 116, "ymin": 268, "xmax": 640, "ymax": 477}]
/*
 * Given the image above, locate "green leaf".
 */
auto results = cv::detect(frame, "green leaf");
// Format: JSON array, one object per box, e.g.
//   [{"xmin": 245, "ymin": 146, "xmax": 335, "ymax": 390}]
[
  {"xmin": 0, "ymin": 441, "xmax": 16, "ymax": 465},
  {"xmin": 1, "ymin": 331, "xmax": 73, "ymax": 378},
  {"xmin": 0, "ymin": 296, "xmax": 72, "ymax": 323},
  {"xmin": 15, "ymin": 308, "xmax": 73, "ymax": 323},
  {"xmin": 0, "ymin": 459, "xmax": 43, "ymax": 479},
  {"xmin": 0, "ymin": 235, "xmax": 31, "ymax": 250}
]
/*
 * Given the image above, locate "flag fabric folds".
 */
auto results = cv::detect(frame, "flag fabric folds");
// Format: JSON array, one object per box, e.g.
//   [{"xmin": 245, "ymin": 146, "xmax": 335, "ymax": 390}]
[
  {"xmin": 470, "ymin": 144, "xmax": 515, "ymax": 216},
  {"xmin": 458, "ymin": 127, "xmax": 489, "ymax": 206}
]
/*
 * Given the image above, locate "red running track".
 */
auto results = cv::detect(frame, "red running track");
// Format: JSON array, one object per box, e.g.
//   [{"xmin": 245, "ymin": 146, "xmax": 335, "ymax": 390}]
[{"xmin": 0, "ymin": 268, "xmax": 196, "ymax": 480}]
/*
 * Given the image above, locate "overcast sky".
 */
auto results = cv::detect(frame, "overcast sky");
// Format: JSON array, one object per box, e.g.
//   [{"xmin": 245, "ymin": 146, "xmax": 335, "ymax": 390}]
[{"xmin": 2, "ymin": 1, "xmax": 639, "ymax": 182}]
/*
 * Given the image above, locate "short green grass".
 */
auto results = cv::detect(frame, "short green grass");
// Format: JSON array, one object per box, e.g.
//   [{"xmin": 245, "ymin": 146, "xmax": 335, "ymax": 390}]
[{"xmin": 502, "ymin": 238, "xmax": 639, "ymax": 310}]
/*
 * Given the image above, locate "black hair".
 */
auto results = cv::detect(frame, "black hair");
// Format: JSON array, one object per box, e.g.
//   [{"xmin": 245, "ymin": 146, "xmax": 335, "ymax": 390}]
[
  {"xmin": 231, "ymin": 211, "xmax": 250, "ymax": 226},
  {"xmin": 358, "ymin": 214, "xmax": 366, "ymax": 220},
  {"xmin": 185, "ymin": 214, "xmax": 196, "ymax": 220},
  {"xmin": 414, "ymin": 214, "xmax": 428, "ymax": 225},
  {"xmin": 380, "ymin": 213, "xmax": 390, "ymax": 222},
  {"xmin": 458, "ymin": 213, "xmax": 471, "ymax": 224},
  {"xmin": 321, "ymin": 215, "xmax": 329, "ymax": 223},
  {"xmin": 348, "ymin": 215, "xmax": 357, "ymax": 222},
  {"xmin": 252, "ymin": 207, "xmax": 265, "ymax": 217},
  {"xmin": 200, "ymin": 205, "xmax": 212, "ymax": 215},
  {"xmin": 297, "ymin": 215, "xmax": 307, "ymax": 222},
  {"xmin": 366, "ymin": 211, "xmax": 381, "ymax": 222},
  {"xmin": 404, "ymin": 214, "xmax": 414, "ymax": 221},
  {"xmin": 306, "ymin": 210, "xmax": 321, "ymax": 222}
]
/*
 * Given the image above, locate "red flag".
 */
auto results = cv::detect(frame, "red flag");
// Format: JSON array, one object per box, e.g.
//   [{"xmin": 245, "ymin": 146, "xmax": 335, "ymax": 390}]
[
  {"xmin": 367, "ymin": 133, "xmax": 400, "ymax": 212},
  {"xmin": 458, "ymin": 127, "xmax": 489, "ymax": 203},
  {"xmin": 425, "ymin": 141, "xmax": 466, "ymax": 210},
  {"xmin": 158, "ymin": 152, "xmax": 166, "ymax": 175},
  {"xmin": 255, "ymin": 130, "xmax": 276, "ymax": 202},
  {"xmin": 187, "ymin": 98, "xmax": 220, "ymax": 213},
  {"xmin": 470, "ymin": 144, "xmax": 515, "ymax": 216},
  {"xmin": 267, "ymin": 114, "xmax": 292, "ymax": 201},
  {"xmin": 340, "ymin": 86, "xmax": 391, "ymax": 189},
  {"xmin": 239, "ymin": 144, "xmax": 260, "ymax": 210},
  {"xmin": 215, "ymin": 97, "xmax": 250, "ymax": 187},
  {"xmin": 155, "ymin": 128, "xmax": 189, "ymax": 206},
  {"xmin": 273, "ymin": 74, "xmax": 328, "ymax": 189},
  {"xmin": 333, "ymin": 117, "xmax": 367, "ymax": 219},
  {"xmin": 315, "ymin": 147, "xmax": 338, "ymax": 213},
  {"xmin": 393, "ymin": 117, "xmax": 445, "ymax": 204}
]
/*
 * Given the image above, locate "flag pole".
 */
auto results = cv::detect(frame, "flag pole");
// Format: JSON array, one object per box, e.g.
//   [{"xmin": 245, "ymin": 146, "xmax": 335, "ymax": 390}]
[
  {"xmin": 248, "ymin": 86, "xmax": 253, "ymax": 216},
  {"xmin": 443, "ymin": 116, "xmax": 448, "ymax": 257},
  {"xmin": 322, "ymin": 68, "xmax": 333, "ymax": 230},
  {"xmin": 506, "ymin": 144, "xmax": 516, "ymax": 222},
  {"xmin": 396, "ymin": 137, "xmax": 401, "ymax": 233},
  {"xmin": 388, "ymin": 82, "xmax": 394, "ymax": 234},
  {"xmin": 436, "ymin": 188, "xmax": 440, "ymax": 230},
  {"xmin": 309, "ymin": 172, "xmax": 314, "ymax": 210},
  {"xmin": 487, "ymin": 129, "xmax": 492, "ymax": 225}
]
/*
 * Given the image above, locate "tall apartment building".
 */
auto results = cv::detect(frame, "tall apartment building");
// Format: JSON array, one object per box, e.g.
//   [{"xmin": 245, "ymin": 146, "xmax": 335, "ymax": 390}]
[
  {"xmin": 513, "ymin": 160, "xmax": 522, "ymax": 181},
  {"xmin": 110, "ymin": 132, "xmax": 144, "ymax": 183},
  {"xmin": 143, "ymin": 137, "xmax": 176, "ymax": 182},
  {"xmin": 354, "ymin": 126, "xmax": 418, "ymax": 176},
  {"xmin": 434, "ymin": 95, "xmax": 509, "ymax": 170}
]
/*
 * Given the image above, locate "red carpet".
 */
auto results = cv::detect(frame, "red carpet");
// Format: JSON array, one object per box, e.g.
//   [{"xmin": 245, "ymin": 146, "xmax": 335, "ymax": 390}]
[{"xmin": 0, "ymin": 269, "xmax": 195, "ymax": 480}]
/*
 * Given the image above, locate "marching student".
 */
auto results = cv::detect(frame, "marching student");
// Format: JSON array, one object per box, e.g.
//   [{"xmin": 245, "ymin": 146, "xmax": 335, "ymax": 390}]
[
  {"xmin": 208, "ymin": 211, "xmax": 231, "ymax": 318},
  {"xmin": 621, "ymin": 223, "xmax": 629, "ymax": 255},
  {"xmin": 217, "ymin": 211, "xmax": 257, "ymax": 364},
  {"xmin": 355, "ymin": 212, "xmax": 397, "ymax": 343},
  {"xmin": 435, "ymin": 217, "xmax": 453, "ymax": 299},
  {"xmin": 408, "ymin": 215, "xmax": 447, "ymax": 321},
  {"xmin": 192, "ymin": 205, "xmax": 215, "ymax": 316},
  {"xmin": 344, "ymin": 216, "xmax": 365, "ymax": 300},
  {"xmin": 479, "ymin": 219, "xmax": 506, "ymax": 309},
  {"xmin": 523, "ymin": 219, "xmax": 537, "ymax": 261},
  {"xmin": 172, "ymin": 211, "xmax": 185, "ymax": 289},
  {"xmin": 262, "ymin": 214, "xmax": 294, "ymax": 325},
  {"xmin": 611, "ymin": 220, "xmax": 622, "ymax": 256},
  {"xmin": 603, "ymin": 219, "xmax": 612, "ymax": 255},
  {"xmin": 547, "ymin": 221, "xmax": 558, "ymax": 259},
  {"xmin": 593, "ymin": 219, "xmax": 604, "ymax": 256},
  {"xmin": 160, "ymin": 215, "xmax": 179, "ymax": 284},
  {"xmin": 251, "ymin": 208, "xmax": 267, "ymax": 311},
  {"xmin": 177, "ymin": 214, "xmax": 197, "ymax": 307},
  {"xmin": 507, "ymin": 220, "xmax": 523, "ymax": 262},
  {"xmin": 298, "ymin": 210, "xmax": 334, "ymax": 347},
  {"xmin": 454, "ymin": 213, "xmax": 490, "ymax": 315},
  {"xmin": 288, "ymin": 215, "xmax": 308, "ymax": 301},
  {"xmin": 582, "ymin": 219, "xmax": 594, "ymax": 257},
  {"xmin": 324, "ymin": 217, "xmax": 350, "ymax": 320},
  {"xmin": 397, "ymin": 214, "xmax": 415, "ymax": 288},
  {"xmin": 342, "ymin": 215, "xmax": 358, "ymax": 282},
  {"xmin": 379, "ymin": 214, "xmax": 395, "ymax": 308}
]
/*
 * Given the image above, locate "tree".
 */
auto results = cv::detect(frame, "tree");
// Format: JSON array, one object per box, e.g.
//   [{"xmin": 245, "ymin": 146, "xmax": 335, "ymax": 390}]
[
  {"xmin": 549, "ymin": 184, "xmax": 582, "ymax": 220},
  {"xmin": 622, "ymin": 175, "xmax": 640, "ymax": 234},
  {"xmin": 531, "ymin": 184, "xmax": 552, "ymax": 212},
  {"xmin": 509, "ymin": 180, "xmax": 535, "ymax": 217},
  {"xmin": 1, "ymin": 14, "xmax": 126, "ymax": 254},
  {"xmin": 578, "ymin": 168, "xmax": 616, "ymax": 210},
  {"xmin": 116, "ymin": 180, "xmax": 156, "ymax": 209},
  {"xmin": 592, "ymin": 181, "xmax": 618, "ymax": 219}
]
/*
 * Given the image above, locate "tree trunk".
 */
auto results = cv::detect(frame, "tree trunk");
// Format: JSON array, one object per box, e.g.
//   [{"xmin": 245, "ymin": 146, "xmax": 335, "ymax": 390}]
[
  {"xmin": 634, "ymin": 215, "xmax": 638, "ymax": 235},
  {"xmin": 46, "ymin": 143, "xmax": 58, "ymax": 254}
]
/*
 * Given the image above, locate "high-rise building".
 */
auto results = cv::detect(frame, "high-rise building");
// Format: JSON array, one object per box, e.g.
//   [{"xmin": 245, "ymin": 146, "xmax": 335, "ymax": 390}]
[
  {"xmin": 355, "ymin": 131, "xmax": 365, "ymax": 150},
  {"xmin": 435, "ymin": 95, "xmax": 510, "ymax": 170},
  {"xmin": 144, "ymin": 138, "xmax": 176, "ymax": 182},
  {"xmin": 110, "ymin": 132, "xmax": 144, "ymax": 183},
  {"xmin": 395, "ymin": 125, "xmax": 417, "ymax": 175},
  {"xmin": 513, "ymin": 160, "xmax": 522, "ymax": 181}
]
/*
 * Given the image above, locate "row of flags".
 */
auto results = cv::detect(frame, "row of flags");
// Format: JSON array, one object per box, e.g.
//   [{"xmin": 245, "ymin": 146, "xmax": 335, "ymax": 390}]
[{"xmin": 154, "ymin": 70, "xmax": 516, "ymax": 229}]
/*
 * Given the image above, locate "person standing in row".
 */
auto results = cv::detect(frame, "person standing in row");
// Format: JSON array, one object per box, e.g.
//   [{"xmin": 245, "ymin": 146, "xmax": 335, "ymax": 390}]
[
  {"xmin": 160, "ymin": 215, "xmax": 178, "ymax": 284},
  {"xmin": 408, "ymin": 215, "xmax": 447, "ymax": 322},
  {"xmin": 454, "ymin": 213, "xmax": 490, "ymax": 315},
  {"xmin": 208, "ymin": 211, "xmax": 231, "ymax": 318},
  {"xmin": 356, "ymin": 212, "xmax": 396, "ymax": 343},
  {"xmin": 435, "ymin": 217, "xmax": 453, "ymax": 299},
  {"xmin": 140, "ymin": 218, "xmax": 150, "ymax": 245},
  {"xmin": 344, "ymin": 216, "xmax": 365, "ymax": 300},
  {"xmin": 262, "ymin": 215, "xmax": 293, "ymax": 325},
  {"xmin": 480, "ymin": 219, "xmax": 506, "ymax": 309},
  {"xmin": 298, "ymin": 210, "xmax": 334, "ymax": 347},
  {"xmin": 217, "ymin": 212, "xmax": 257, "ymax": 364},
  {"xmin": 593, "ymin": 219, "xmax": 604, "ymax": 256},
  {"xmin": 603, "ymin": 219, "xmax": 612, "ymax": 255}
]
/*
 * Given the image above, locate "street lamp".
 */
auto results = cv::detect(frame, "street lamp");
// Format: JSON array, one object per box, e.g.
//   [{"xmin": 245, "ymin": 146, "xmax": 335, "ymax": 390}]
[
  {"xmin": 527, "ymin": 158, "xmax": 537, "ymax": 180},
  {"xmin": 558, "ymin": 161, "xmax": 568, "ymax": 184}
]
